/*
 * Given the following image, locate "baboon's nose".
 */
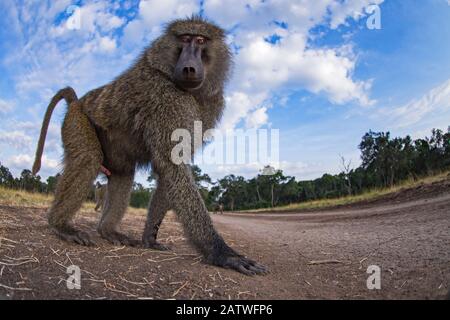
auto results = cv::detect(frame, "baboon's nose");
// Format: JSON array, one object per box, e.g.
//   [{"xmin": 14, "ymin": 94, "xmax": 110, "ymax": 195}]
[{"xmin": 183, "ymin": 66, "xmax": 197, "ymax": 78}]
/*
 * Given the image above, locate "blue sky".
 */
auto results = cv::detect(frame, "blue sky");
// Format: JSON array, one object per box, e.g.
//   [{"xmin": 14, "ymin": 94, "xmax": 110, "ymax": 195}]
[{"xmin": 0, "ymin": 0, "xmax": 449, "ymax": 185}]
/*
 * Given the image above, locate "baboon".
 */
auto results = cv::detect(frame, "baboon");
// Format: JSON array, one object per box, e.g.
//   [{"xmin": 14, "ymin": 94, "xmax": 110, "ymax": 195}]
[
  {"xmin": 213, "ymin": 203, "xmax": 224, "ymax": 215},
  {"xmin": 32, "ymin": 16, "xmax": 267, "ymax": 275},
  {"xmin": 94, "ymin": 182, "xmax": 107, "ymax": 212}
]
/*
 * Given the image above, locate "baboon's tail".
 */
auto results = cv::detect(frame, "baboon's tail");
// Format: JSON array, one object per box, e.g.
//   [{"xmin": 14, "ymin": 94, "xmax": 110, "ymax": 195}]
[{"xmin": 32, "ymin": 87, "xmax": 78, "ymax": 175}]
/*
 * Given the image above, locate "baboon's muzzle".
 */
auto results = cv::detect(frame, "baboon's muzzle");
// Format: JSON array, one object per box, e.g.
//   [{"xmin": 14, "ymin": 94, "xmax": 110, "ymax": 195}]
[{"xmin": 174, "ymin": 40, "xmax": 205, "ymax": 90}]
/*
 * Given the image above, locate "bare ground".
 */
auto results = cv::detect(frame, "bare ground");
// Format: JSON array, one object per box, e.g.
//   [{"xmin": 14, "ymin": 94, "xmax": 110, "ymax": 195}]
[{"xmin": 1, "ymin": 177, "xmax": 449, "ymax": 300}]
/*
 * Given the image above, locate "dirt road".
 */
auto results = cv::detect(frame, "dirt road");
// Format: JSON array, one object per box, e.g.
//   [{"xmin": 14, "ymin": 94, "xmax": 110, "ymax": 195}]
[{"xmin": 1, "ymin": 178, "xmax": 449, "ymax": 299}]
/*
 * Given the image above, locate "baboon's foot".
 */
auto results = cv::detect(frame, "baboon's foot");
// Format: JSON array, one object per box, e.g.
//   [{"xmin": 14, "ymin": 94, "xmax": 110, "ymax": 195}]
[
  {"xmin": 142, "ymin": 238, "xmax": 171, "ymax": 251},
  {"xmin": 99, "ymin": 230, "xmax": 140, "ymax": 247},
  {"xmin": 211, "ymin": 249, "xmax": 269, "ymax": 276},
  {"xmin": 51, "ymin": 226, "xmax": 95, "ymax": 246}
]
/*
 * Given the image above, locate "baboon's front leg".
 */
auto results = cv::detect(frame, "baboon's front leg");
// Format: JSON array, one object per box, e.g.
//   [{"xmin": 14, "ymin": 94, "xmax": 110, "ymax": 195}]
[
  {"xmin": 156, "ymin": 161, "xmax": 268, "ymax": 275},
  {"xmin": 97, "ymin": 172, "xmax": 140, "ymax": 246},
  {"xmin": 142, "ymin": 180, "xmax": 171, "ymax": 251}
]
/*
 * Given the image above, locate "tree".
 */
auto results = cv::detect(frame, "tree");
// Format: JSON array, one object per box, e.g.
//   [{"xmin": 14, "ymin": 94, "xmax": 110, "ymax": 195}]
[
  {"xmin": 130, "ymin": 182, "xmax": 152, "ymax": 208},
  {"xmin": 0, "ymin": 162, "xmax": 14, "ymax": 188},
  {"xmin": 46, "ymin": 174, "xmax": 60, "ymax": 193},
  {"xmin": 18, "ymin": 169, "xmax": 44, "ymax": 192},
  {"xmin": 340, "ymin": 155, "xmax": 353, "ymax": 195}
]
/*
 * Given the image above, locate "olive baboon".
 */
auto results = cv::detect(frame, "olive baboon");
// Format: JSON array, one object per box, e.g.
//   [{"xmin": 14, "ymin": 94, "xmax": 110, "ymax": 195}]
[
  {"xmin": 94, "ymin": 182, "xmax": 107, "ymax": 212},
  {"xmin": 33, "ymin": 16, "xmax": 267, "ymax": 275},
  {"xmin": 213, "ymin": 203, "xmax": 224, "ymax": 215}
]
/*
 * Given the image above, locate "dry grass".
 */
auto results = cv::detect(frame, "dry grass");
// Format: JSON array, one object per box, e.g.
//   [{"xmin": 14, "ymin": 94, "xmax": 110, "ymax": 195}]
[
  {"xmin": 0, "ymin": 186, "xmax": 146, "ymax": 216},
  {"xmin": 0, "ymin": 186, "xmax": 52, "ymax": 207},
  {"xmin": 242, "ymin": 171, "xmax": 450, "ymax": 213}
]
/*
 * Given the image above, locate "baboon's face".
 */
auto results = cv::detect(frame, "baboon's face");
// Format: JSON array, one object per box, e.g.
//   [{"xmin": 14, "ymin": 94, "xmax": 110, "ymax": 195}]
[{"xmin": 173, "ymin": 34, "xmax": 208, "ymax": 91}]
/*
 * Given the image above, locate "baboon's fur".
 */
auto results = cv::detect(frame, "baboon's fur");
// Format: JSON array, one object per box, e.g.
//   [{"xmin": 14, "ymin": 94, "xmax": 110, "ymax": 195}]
[{"xmin": 33, "ymin": 16, "xmax": 267, "ymax": 275}]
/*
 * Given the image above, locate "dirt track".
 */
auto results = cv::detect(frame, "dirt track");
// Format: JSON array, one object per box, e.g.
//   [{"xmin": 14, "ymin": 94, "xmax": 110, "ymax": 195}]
[{"xmin": 1, "ymin": 178, "xmax": 449, "ymax": 299}]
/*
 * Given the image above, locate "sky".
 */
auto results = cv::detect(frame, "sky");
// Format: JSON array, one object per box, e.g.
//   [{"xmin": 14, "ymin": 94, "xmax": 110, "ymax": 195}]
[{"xmin": 0, "ymin": 0, "xmax": 449, "ymax": 186}]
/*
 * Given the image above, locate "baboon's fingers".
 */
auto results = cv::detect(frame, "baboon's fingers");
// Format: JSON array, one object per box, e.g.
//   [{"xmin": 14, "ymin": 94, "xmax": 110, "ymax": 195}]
[
  {"xmin": 241, "ymin": 257, "xmax": 269, "ymax": 274},
  {"xmin": 52, "ymin": 228, "xmax": 95, "ymax": 246},
  {"xmin": 100, "ymin": 231, "xmax": 140, "ymax": 247},
  {"xmin": 142, "ymin": 240, "xmax": 171, "ymax": 251},
  {"xmin": 219, "ymin": 255, "xmax": 269, "ymax": 276}
]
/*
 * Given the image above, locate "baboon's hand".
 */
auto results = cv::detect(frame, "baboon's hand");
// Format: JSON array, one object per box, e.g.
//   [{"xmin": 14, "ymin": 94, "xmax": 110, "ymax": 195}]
[
  {"xmin": 99, "ymin": 230, "xmax": 140, "ymax": 247},
  {"xmin": 142, "ymin": 239, "xmax": 171, "ymax": 251},
  {"xmin": 212, "ymin": 251, "xmax": 269, "ymax": 276},
  {"xmin": 52, "ymin": 227, "xmax": 95, "ymax": 246}
]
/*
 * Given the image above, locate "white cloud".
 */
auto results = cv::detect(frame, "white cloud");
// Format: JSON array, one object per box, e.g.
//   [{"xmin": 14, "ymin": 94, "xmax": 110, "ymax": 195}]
[
  {"xmin": 204, "ymin": 0, "xmax": 379, "ymax": 130},
  {"xmin": 99, "ymin": 36, "xmax": 117, "ymax": 52},
  {"xmin": 0, "ymin": 130, "xmax": 32, "ymax": 151},
  {"xmin": 236, "ymin": 35, "xmax": 373, "ymax": 105},
  {"xmin": 5, "ymin": 153, "xmax": 59, "ymax": 174},
  {"xmin": 245, "ymin": 107, "xmax": 269, "ymax": 129},
  {"xmin": 0, "ymin": 99, "xmax": 15, "ymax": 114},
  {"xmin": 51, "ymin": 2, "xmax": 126, "ymax": 37},
  {"xmin": 221, "ymin": 91, "xmax": 268, "ymax": 131},
  {"xmin": 139, "ymin": 0, "xmax": 199, "ymax": 26},
  {"xmin": 328, "ymin": 0, "xmax": 384, "ymax": 29},
  {"xmin": 122, "ymin": 0, "xmax": 199, "ymax": 47},
  {"xmin": 376, "ymin": 79, "xmax": 450, "ymax": 128}
]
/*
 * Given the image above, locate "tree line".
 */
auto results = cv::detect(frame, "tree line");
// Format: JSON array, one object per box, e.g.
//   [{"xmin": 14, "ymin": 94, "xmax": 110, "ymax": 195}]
[{"xmin": 1, "ymin": 127, "xmax": 449, "ymax": 210}]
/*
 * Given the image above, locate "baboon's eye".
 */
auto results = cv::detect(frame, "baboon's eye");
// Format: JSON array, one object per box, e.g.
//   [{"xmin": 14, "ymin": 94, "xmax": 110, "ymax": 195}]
[
  {"xmin": 196, "ymin": 36, "xmax": 206, "ymax": 45},
  {"xmin": 180, "ymin": 35, "xmax": 191, "ymax": 43}
]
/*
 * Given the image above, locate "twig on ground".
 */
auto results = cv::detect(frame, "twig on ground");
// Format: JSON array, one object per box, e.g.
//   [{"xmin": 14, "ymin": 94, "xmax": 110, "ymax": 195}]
[
  {"xmin": 0, "ymin": 237, "xmax": 19, "ymax": 244},
  {"xmin": 0, "ymin": 283, "xmax": 32, "ymax": 291},
  {"xmin": 308, "ymin": 259, "xmax": 343, "ymax": 265},
  {"xmin": 237, "ymin": 291, "xmax": 252, "ymax": 299},
  {"xmin": 0, "ymin": 257, "xmax": 38, "ymax": 266},
  {"xmin": 119, "ymin": 275, "xmax": 147, "ymax": 287},
  {"xmin": 148, "ymin": 257, "xmax": 180, "ymax": 263},
  {"xmin": 172, "ymin": 281, "xmax": 189, "ymax": 297}
]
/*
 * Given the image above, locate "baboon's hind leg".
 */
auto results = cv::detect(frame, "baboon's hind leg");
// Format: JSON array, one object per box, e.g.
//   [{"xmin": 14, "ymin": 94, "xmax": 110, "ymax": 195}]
[
  {"xmin": 97, "ymin": 172, "xmax": 140, "ymax": 246},
  {"xmin": 49, "ymin": 159, "xmax": 99, "ymax": 245},
  {"xmin": 48, "ymin": 102, "xmax": 103, "ymax": 246}
]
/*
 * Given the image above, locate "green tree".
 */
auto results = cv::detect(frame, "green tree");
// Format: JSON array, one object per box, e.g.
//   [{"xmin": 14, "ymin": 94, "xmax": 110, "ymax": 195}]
[{"xmin": 0, "ymin": 162, "xmax": 14, "ymax": 188}]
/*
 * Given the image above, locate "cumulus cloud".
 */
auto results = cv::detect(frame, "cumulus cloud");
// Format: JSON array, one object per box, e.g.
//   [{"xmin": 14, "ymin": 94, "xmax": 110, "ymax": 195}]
[
  {"xmin": 122, "ymin": 0, "xmax": 199, "ymax": 47},
  {"xmin": 204, "ymin": 0, "xmax": 379, "ymax": 130}
]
